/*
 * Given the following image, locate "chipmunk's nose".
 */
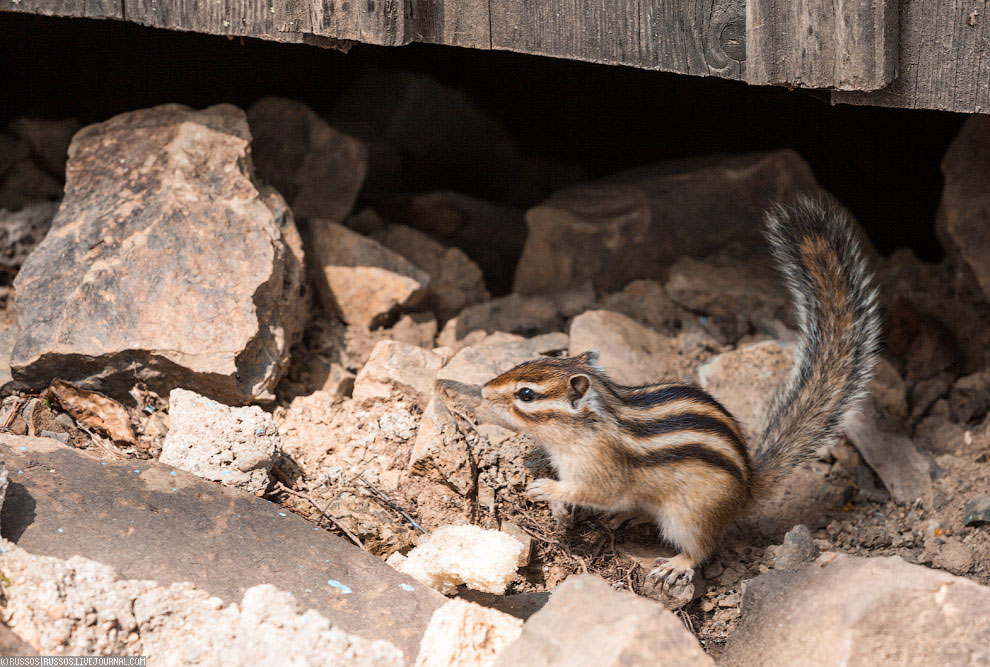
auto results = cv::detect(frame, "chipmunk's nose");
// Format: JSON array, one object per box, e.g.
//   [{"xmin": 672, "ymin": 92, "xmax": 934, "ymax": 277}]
[{"xmin": 481, "ymin": 384, "xmax": 494, "ymax": 401}]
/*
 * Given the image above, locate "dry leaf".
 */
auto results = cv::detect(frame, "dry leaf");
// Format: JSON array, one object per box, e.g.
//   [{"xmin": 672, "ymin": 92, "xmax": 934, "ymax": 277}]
[{"xmin": 50, "ymin": 379, "xmax": 136, "ymax": 444}]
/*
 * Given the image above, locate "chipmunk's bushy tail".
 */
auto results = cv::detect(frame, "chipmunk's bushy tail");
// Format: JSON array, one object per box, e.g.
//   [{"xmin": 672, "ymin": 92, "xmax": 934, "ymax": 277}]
[{"xmin": 751, "ymin": 196, "xmax": 881, "ymax": 496}]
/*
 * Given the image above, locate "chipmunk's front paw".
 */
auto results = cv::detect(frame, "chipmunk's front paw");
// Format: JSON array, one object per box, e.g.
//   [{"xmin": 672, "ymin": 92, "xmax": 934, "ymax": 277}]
[{"xmin": 526, "ymin": 478, "xmax": 571, "ymax": 525}]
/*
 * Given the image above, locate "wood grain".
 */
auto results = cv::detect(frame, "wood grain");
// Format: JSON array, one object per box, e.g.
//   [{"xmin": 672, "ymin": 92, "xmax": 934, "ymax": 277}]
[
  {"xmin": 489, "ymin": 0, "xmax": 747, "ymax": 79},
  {"xmin": 746, "ymin": 0, "xmax": 897, "ymax": 90},
  {"xmin": 834, "ymin": 0, "xmax": 990, "ymax": 113},
  {"xmin": 0, "ymin": 0, "xmax": 121, "ymax": 19}
]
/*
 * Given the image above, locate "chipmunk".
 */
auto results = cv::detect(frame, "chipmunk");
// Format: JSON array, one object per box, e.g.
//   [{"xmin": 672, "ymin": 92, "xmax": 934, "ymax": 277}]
[{"xmin": 481, "ymin": 197, "xmax": 881, "ymax": 585}]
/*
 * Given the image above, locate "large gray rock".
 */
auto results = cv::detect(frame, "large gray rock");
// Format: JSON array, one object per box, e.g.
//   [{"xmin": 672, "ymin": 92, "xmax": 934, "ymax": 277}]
[
  {"xmin": 247, "ymin": 97, "xmax": 367, "ymax": 224},
  {"xmin": 514, "ymin": 151, "xmax": 823, "ymax": 294},
  {"xmin": 721, "ymin": 553, "xmax": 990, "ymax": 666},
  {"xmin": 304, "ymin": 221, "xmax": 430, "ymax": 329},
  {"xmin": 9, "ymin": 104, "xmax": 307, "ymax": 404},
  {"xmin": 494, "ymin": 575, "xmax": 713, "ymax": 667},
  {"xmin": 937, "ymin": 115, "xmax": 990, "ymax": 302},
  {"xmin": 0, "ymin": 435, "xmax": 444, "ymax": 659}
]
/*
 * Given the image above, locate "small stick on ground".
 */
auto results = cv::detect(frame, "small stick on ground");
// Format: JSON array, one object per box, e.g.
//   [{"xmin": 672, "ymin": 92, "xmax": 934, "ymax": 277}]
[
  {"xmin": 358, "ymin": 474, "xmax": 426, "ymax": 534},
  {"xmin": 275, "ymin": 481, "xmax": 365, "ymax": 550},
  {"xmin": 2, "ymin": 397, "xmax": 24, "ymax": 428}
]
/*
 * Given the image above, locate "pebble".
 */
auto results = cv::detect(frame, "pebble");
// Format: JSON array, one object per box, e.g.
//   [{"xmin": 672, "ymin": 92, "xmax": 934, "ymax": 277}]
[
  {"xmin": 963, "ymin": 497, "xmax": 990, "ymax": 526},
  {"xmin": 773, "ymin": 524, "xmax": 820, "ymax": 571}
]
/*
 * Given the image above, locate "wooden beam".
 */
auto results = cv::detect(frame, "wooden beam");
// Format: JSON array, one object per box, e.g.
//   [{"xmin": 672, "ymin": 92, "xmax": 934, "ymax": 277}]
[
  {"xmin": 0, "ymin": 0, "xmax": 121, "ymax": 19},
  {"xmin": 745, "ymin": 0, "xmax": 898, "ymax": 91},
  {"xmin": 122, "ymin": 0, "xmax": 410, "ymax": 46},
  {"xmin": 833, "ymin": 0, "xmax": 990, "ymax": 113},
  {"xmin": 488, "ymin": 0, "xmax": 747, "ymax": 80}
]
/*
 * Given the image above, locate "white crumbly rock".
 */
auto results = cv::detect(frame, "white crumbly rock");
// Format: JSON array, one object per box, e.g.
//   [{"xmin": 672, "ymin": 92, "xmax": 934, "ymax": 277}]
[
  {"xmin": 159, "ymin": 388, "xmax": 280, "ymax": 494},
  {"xmin": 387, "ymin": 525, "xmax": 526, "ymax": 595},
  {"xmin": 0, "ymin": 539, "xmax": 402, "ymax": 666},
  {"xmin": 414, "ymin": 599, "xmax": 522, "ymax": 667}
]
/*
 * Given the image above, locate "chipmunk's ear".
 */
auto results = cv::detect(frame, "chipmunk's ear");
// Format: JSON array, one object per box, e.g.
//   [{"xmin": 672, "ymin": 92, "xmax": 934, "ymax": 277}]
[
  {"xmin": 568, "ymin": 374, "xmax": 591, "ymax": 407},
  {"xmin": 574, "ymin": 350, "xmax": 599, "ymax": 366}
]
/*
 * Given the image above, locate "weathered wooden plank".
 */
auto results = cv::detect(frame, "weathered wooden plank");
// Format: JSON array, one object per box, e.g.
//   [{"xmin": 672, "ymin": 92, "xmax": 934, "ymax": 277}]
[
  {"xmin": 308, "ymin": 0, "xmax": 411, "ymax": 46},
  {"xmin": 0, "ymin": 0, "xmax": 120, "ymax": 19},
  {"xmin": 833, "ymin": 0, "xmax": 990, "ymax": 113},
  {"xmin": 411, "ymin": 0, "xmax": 489, "ymax": 49},
  {"xmin": 746, "ymin": 0, "xmax": 897, "ymax": 90},
  {"xmin": 123, "ymin": 0, "xmax": 308, "ymax": 43},
  {"xmin": 488, "ymin": 0, "xmax": 746, "ymax": 79}
]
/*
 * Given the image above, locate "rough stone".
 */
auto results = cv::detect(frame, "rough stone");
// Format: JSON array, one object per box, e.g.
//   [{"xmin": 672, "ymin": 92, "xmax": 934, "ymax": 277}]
[
  {"xmin": 409, "ymin": 398, "xmax": 474, "ymax": 496},
  {"xmin": 0, "ymin": 132, "xmax": 28, "ymax": 178},
  {"xmin": 721, "ymin": 553, "xmax": 990, "ymax": 667},
  {"xmin": 597, "ymin": 280, "xmax": 684, "ymax": 334},
  {"xmin": 159, "ymin": 388, "xmax": 280, "ymax": 494},
  {"xmin": 569, "ymin": 310, "xmax": 697, "ymax": 386},
  {"xmin": 0, "ymin": 622, "xmax": 36, "ymax": 657},
  {"xmin": 374, "ymin": 191, "xmax": 529, "ymax": 295},
  {"xmin": 0, "ymin": 159, "xmax": 62, "ymax": 211},
  {"xmin": 0, "ymin": 201, "xmax": 57, "ymax": 269},
  {"xmin": 0, "ymin": 541, "xmax": 403, "ymax": 665},
  {"xmin": 772, "ymin": 524, "xmax": 820, "ymax": 570},
  {"xmin": 871, "ymin": 356, "xmax": 909, "ymax": 424},
  {"xmin": 665, "ymin": 254, "xmax": 790, "ymax": 333},
  {"xmin": 0, "ymin": 325, "xmax": 21, "ymax": 396},
  {"xmin": 353, "ymin": 340, "xmax": 444, "ymax": 409},
  {"xmin": 414, "ymin": 599, "xmax": 522, "ymax": 667},
  {"xmin": 884, "ymin": 297, "xmax": 960, "ymax": 382},
  {"xmin": 844, "ymin": 399, "xmax": 938, "ymax": 504},
  {"xmin": 0, "ymin": 435, "xmax": 444, "ymax": 658},
  {"xmin": 320, "ymin": 362, "xmax": 357, "ymax": 400},
  {"xmin": 388, "ymin": 525, "xmax": 526, "ymax": 595},
  {"xmin": 937, "ymin": 114, "xmax": 990, "ymax": 301},
  {"xmin": 947, "ymin": 370, "xmax": 990, "ymax": 424},
  {"xmin": 494, "ymin": 575, "xmax": 713, "ymax": 667},
  {"xmin": 514, "ymin": 151, "xmax": 823, "ymax": 295},
  {"xmin": 932, "ymin": 538, "xmax": 975, "ymax": 575},
  {"xmin": 620, "ymin": 543, "xmax": 704, "ymax": 610},
  {"xmin": 438, "ymin": 294, "xmax": 561, "ymax": 349},
  {"xmin": 10, "ymin": 104, "xmax": 307, "ymax": 404},
  {"xmin": 247, "ymin": 97, "xmax": 367, "ymax": 224},
  {"xmin": 374, "ymin": 223, "xmax": 490, "ymax": 322},
  {"xmin": 696, "ymin": 340, "xmax": 794, "ymax": 442},
  {"xmin": 304, "ymin": 221, "xmax": 430, "ymax": 328},
  {"xmin": 963, "ymin": 497, "xmax": 990, "ymax": 526},
  {"xmin": 7, "ymin": 117, "xmax": 81, "ymax": 178}
]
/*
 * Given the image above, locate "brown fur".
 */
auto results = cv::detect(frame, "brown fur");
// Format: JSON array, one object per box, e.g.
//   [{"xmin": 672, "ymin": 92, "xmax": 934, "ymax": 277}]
[{"xmin": 481, "ymin": 198, "xmax": 880, "ymax": 580}]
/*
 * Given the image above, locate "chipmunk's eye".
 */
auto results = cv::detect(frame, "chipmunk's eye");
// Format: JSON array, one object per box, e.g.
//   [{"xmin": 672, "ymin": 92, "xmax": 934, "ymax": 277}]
[{"xmin": 515, "ymin": 387, "xmax": 536, "ymax": 402}]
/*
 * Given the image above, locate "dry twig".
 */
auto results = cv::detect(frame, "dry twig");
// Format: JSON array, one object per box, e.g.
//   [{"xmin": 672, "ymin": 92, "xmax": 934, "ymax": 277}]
[
  {"xmin": 357, "ymin": 474, "xmax": 426, "ymax": 534},
  {"xmin": 275, "ymin": 481, "xmax": 365, "ymax": 550}
]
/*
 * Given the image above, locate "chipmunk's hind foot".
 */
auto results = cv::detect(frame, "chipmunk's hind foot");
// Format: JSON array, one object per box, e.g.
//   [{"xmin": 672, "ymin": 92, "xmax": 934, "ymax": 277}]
[{"xmin": 648, "ymin": 553, "xmax": 696, "ymax": 588}]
